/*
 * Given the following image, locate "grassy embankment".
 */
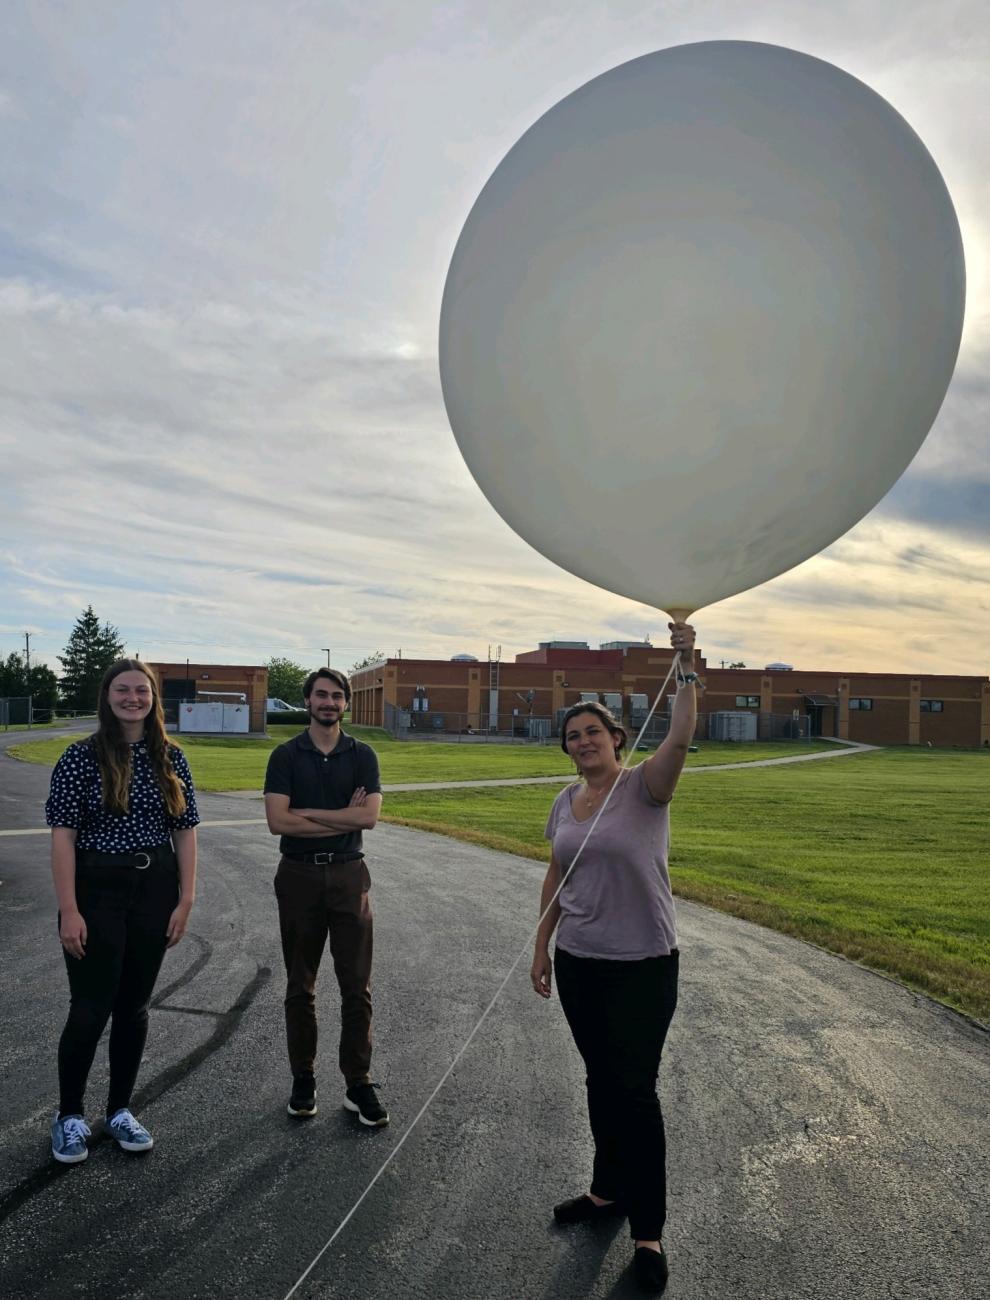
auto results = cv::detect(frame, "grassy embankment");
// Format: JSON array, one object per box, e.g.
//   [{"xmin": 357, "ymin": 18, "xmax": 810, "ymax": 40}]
[
  {"xmin": 12, "ymin": 731, "xmax": 986, "ymax": 1019},
  {"xmin": 9, "ymin": 728, "xmax": 840, "ymax": 790},
  {"xmin": 382, "ymin": 747, "xmax": 990, "ymax": 1021}
]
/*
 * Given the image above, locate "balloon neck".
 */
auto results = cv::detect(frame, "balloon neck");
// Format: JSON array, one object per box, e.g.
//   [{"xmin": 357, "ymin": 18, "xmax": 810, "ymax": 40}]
[{"xmin": 666, "ymin": 608, "xmax": 694, "ymax": 625}]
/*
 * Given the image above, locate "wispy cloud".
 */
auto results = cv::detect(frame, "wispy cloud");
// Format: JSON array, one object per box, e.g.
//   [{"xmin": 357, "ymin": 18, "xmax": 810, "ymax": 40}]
[{"xmin": 1, "ymin": 1, "xmax": 988, "ymax": 683}]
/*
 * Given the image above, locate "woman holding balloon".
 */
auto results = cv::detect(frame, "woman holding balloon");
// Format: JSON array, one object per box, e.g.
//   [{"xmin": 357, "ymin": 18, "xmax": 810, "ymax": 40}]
[
  {"xmin": 445, "ymin": 35, "xmax": 964, "ymax": 1299},
  {"xmin": 531, "ymin": 621, "xmax": 697, "ymax": 1295}
]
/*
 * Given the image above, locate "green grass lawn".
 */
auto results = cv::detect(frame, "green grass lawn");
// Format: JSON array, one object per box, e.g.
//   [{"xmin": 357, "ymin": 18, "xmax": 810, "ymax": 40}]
[
  {"xmin": 9, "ymin": 728, "xmax": 840, "ymax": 790},
  {"xmin": 13, "ymin": 729, "xmax": 985, "ymax": 1017},
  {"xmin": 381, "ymin": 748, "xmax": 990, "ymax": 1022}
]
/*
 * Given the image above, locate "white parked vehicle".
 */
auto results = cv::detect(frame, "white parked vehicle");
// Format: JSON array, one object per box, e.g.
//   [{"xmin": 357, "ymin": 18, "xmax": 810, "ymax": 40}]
[{"xmin": 267, "ymin": 697, "xmax": 303, "ymax": 712}]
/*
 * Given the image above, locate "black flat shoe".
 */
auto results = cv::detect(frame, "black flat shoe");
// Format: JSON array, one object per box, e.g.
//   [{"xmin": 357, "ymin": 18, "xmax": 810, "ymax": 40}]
[
  {"xmin": 633, "ymin": 1246, "xmax": 669, "ymax": 1295},
  {"xmin": 553, "ymin": 1194, "xmax": 624, "ymax": 1225}
]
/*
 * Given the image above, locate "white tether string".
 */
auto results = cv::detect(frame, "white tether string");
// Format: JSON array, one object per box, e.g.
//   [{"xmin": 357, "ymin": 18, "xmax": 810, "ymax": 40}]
[{"xmin": 281, "ymin": 654, "xmax": 687, "ymax": 1300}]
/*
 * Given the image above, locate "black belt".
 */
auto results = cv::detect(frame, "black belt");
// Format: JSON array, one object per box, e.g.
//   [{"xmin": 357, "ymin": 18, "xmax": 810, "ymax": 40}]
[
  {"xmin": 283, "ymin": 851, "xmax": 364, "ymax": 866},
  {"xmin": 76, "ymin": 844, "xmax": 176, "ymax": 871}
]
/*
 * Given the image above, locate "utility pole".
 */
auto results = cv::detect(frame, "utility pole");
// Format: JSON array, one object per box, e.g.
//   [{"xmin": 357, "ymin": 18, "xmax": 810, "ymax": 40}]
[
  {"xmin": 322, "ymin": 648, "xmax": 331, "ymax": 668},
  {"xmin": 24, "ymin": 631, "xmax": 31, "ymax": 675}
]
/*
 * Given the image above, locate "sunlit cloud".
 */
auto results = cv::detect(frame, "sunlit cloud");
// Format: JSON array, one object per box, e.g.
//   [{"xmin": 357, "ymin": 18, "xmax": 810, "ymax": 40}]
[{"xmin": 1, "ymin": 1, "xmax": 988, "ymax": 683}]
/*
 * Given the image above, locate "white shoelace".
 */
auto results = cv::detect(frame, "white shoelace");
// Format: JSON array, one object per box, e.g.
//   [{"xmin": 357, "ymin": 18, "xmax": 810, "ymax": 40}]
[
  {"xmin": 109, "ymin": 1109, "xmax": 142, "ymax": 1138},
  {"xmin": 61, "ymin": 1116, "xmax": 91, "ymax": 1143}
]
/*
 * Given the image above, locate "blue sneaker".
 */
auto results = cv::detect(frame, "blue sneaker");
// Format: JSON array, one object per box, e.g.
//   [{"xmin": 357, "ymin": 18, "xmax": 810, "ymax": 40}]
[
  {"xmin": 107, "ymin": 1108, "xmax": 154, "ymax": 1153},
  {"xmin": 51, "ymin": 1113, "xmax": 91, "ymax": 1164}
]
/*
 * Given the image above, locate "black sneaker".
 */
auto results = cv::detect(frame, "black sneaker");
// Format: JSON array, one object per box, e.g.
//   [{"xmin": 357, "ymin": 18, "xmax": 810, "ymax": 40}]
[
  {"xmin": 287, "ymin": 1075, "xmax": 317, "ymax": 1118},
  {"xmin": 344, "ymin": 1082, "xmax": 389, "ymax": 1127},
  {"xmin": 553, "ymin": 1194, "xmax": 624, "ymax": 1225}
]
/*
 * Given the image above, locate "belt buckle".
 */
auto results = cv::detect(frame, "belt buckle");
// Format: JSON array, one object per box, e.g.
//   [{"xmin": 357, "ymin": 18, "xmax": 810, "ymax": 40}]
[
  {"xmin": 133, "ymin": 852, "xmax": 151, "ymax": 870},
  {"xmin": 313, "ymin": 852, "xmax": 331, "ymax": 866}
]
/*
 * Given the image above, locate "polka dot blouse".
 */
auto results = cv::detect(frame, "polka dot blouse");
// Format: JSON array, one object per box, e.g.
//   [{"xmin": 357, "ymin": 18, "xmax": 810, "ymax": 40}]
[{"xmin": 45, "ymin": 740, "xmax": 201, "ymax": 852}]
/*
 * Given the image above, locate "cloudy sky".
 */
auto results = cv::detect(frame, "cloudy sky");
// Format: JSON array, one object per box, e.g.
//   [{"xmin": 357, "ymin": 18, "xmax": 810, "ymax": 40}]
[{"xmin": 2, "ymin": 0, "xmax": 988, "ymax": 680}]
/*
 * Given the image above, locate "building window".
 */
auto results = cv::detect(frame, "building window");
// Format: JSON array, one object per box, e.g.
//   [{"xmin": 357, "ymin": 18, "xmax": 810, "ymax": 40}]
[
  {"xmin": 848, "ymin": 698, "xmax": 873, "ymax": 711},
  {"xmin": 920, "ymin": 699, "xmax": 943, "ymax": 713},
  {"xmin": 735, "ymin": 695, "xmax": 760, "ymax": 708}
]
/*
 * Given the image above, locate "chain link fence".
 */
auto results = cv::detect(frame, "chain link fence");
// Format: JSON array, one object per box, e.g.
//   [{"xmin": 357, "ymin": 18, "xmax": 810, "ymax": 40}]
[{"xmin": 0, "ymin": 697, "xmax": 96, "ymax": 730}]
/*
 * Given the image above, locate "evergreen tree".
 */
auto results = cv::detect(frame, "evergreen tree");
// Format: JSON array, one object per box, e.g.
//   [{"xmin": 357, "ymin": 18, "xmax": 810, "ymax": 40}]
[
  {"xmin": 265, "ymin": 656, "xmax": 307, "ymax": 704},
  {"xmin": 58, "ymin": 606, "xmax": 126, "ymax": 712}
]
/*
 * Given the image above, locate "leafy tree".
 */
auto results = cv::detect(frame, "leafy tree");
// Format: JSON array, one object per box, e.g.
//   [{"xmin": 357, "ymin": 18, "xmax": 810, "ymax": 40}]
[
  {"xmin": 28, "ymin": 663, "xmax": 59, "ymax": 713},
  {"xmin": 265, "ymin": 656, "xmax": 307, "ymax": 704},
  {"xmin": 58, "ymin": 606, "xmax": 126, "ymax": 712},
  {"xmin": 0, "ymin": 652, "xmax": 67, "ymax": 718},
  {"xmin": 350, "ymin": 651, "xmax": 386, "ymax": 673},
  {"xmin": 0, "ymin": 652, "xmax": 26, "ymax": 698}
]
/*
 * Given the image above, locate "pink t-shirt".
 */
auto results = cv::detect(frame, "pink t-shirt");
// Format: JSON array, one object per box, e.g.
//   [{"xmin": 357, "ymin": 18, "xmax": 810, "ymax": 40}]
[{"xmin": 544, "ymin": 763, "xmax": 677, "ymax": 960}]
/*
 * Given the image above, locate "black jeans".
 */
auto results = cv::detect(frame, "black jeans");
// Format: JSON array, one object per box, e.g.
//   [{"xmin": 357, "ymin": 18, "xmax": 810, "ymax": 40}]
[
  {"xmin": 57, "ymin": 854, "xmax": 178, "ymax": 1117},
  {"xmin": 554, "ymin": 945, "xmax": 679, "ymax": 1241}
]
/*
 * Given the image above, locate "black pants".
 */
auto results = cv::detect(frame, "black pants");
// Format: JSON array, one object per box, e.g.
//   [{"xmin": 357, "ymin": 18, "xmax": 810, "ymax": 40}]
[
  {"xmin": 554, "ymin": 945, "xmax": 679, "ymax": 1241},
  {"xmin": 57, "ymin": 855, "xmax": 178, "ymax": 1117},
  {"xmin": 273, "ymin": 856, "xmax": 374, "ymax": 1085}
]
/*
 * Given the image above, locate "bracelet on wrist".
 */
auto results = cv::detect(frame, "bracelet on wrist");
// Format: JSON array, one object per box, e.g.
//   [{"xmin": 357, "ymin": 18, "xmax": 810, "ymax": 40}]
[{"xmin": 676, "ymin": 669, "xmax": 704, "ymax": 690}]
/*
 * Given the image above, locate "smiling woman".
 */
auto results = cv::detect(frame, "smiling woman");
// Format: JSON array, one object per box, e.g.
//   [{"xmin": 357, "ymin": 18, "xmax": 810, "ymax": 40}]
[{"xmin": 44, "ymin": 659, "xmax": 200, "ymax": 1166}]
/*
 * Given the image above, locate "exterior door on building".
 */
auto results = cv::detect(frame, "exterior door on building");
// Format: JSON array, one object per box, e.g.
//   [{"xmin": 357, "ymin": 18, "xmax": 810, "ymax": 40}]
[
  {"xmin": 803, "ymin": 696, "xmax": 836, "ymax": 737},
  {"xmin": 162, "ymin": 679, "xmax": 195, "ymax": 727}
]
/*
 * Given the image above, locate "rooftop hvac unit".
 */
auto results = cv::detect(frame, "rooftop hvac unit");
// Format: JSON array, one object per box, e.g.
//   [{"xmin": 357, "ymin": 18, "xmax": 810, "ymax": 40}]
[{"xmin": 710, "ymin": 711, "xmax": 758, "ymax": 741}]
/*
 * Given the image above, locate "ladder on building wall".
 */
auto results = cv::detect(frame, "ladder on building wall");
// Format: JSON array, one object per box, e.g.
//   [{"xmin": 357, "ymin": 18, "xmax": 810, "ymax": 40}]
[{"xmin": 488, "ymin": 644, "xmax": 501, "ymax": 732}]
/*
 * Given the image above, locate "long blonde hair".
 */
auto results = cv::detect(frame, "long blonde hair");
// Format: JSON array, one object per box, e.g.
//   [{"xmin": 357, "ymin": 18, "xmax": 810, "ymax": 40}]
[{"xmin": 91, "ymin": 660, "xmax": 187, "ymax": 817}]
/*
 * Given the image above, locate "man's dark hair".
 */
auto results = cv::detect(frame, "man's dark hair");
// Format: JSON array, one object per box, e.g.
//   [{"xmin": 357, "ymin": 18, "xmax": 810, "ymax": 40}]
[{"xmin": 302, "ymin": 667, "xmax": 351, "ymax": 704}]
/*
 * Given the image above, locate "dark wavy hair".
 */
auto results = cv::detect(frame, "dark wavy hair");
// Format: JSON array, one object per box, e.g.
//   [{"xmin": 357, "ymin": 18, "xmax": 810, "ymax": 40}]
[
  {"xmin": 559, "ymin": 701, "xmax": 628, "ymax": 758},
  {"xmin": 92, "ymin": 659, "xmax": 187, "ymax": 817},
  {"xmin": 303, "ymin": 666, "xmax": 351, "ymax": 704}
]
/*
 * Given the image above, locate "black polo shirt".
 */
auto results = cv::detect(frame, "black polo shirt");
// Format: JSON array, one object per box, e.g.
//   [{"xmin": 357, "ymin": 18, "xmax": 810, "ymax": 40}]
[{"xmin": 264, "ymin": 730, "xmax": 382, "ymax": 856}]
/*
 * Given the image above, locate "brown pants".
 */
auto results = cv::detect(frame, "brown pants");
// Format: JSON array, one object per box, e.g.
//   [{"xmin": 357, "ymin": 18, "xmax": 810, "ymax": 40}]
[{"xmin": 273, "ymin": 856, "xmax": 374, "ymax": 1086}]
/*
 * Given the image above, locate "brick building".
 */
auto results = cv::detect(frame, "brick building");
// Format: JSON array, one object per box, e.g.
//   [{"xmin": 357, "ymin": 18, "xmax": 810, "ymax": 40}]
[
  {"xmin": 350, "ymin": 643, "xmax": 990, "ymax": 749},
  {"xmin": 146, "ymin": 662, "xmax": 268, "ymax": 733}
]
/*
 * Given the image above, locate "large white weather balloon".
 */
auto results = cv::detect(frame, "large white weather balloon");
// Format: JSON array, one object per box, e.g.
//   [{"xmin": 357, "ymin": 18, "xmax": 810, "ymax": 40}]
[{"xmin": 439, "ymin": 41, "xmax": 965, "ymax": 618}]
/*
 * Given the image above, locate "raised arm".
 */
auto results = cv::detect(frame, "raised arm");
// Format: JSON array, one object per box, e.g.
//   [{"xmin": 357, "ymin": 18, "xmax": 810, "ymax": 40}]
[{"xmin": 642, "ymin": 622, "xmax": 699, "ymax": 804}]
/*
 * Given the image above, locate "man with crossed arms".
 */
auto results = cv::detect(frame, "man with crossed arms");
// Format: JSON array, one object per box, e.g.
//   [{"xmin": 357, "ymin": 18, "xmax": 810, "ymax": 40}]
[{"xmin": 264, "ymin": 667, "xmax": 387, "ymax": 1126}]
